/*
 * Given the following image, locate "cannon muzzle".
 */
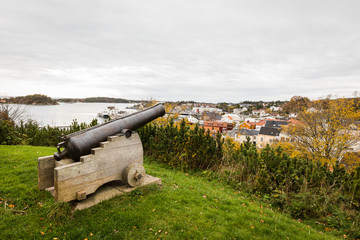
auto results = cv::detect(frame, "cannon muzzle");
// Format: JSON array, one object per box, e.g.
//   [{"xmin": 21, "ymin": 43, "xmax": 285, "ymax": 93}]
[{"xmin": 54, "ymin": 103, "xmax": 165, "ymax": 161}]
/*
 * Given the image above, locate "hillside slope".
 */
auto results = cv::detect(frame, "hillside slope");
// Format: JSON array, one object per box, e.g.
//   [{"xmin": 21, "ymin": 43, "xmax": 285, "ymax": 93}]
[{"xmin": 0, "ymin": 145, "xmax": 336, "ymax": 239}]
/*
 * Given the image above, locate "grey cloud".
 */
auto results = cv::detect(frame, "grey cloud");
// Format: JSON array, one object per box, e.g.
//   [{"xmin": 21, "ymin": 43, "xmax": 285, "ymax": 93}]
[{"xmin": 0, "ymin": 0, "xmax": 360, "ymax": 102}]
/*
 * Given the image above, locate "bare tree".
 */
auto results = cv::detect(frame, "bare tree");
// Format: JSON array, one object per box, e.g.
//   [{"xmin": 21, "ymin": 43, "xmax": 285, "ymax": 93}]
[
  {"xmin": 0, "ymin": 103, "xmax": 27, "ymax": 124},
  {"xmin": 353, "ymin": 90, "xmax": 359, "ymax": 98}
]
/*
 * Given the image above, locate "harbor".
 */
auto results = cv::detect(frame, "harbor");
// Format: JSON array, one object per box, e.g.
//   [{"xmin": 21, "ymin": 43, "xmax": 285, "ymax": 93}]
[{"xmin": 14, "ymin": 102, "xmax": 136, "ymax": 127}]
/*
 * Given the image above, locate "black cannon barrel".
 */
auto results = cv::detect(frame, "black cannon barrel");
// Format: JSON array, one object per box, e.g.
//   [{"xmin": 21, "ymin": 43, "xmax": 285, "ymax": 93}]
[{"xmin": 54, "ymin": 104, "xmax": 165, "ymax": 161}]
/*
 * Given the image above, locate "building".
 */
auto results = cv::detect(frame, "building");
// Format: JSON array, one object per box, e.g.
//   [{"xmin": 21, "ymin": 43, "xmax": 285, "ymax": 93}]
[
  {"xmin": 257, "ymin": 127, "xmax": 281, "ymax": 148},
  {"xmin": 270, "ymin": 106, "xmax": 282, "ymax": 112},
  {"xmin": 255, "ymin": 119, "xmax": 267, "ymax": 130},
  {"xmin": 289, "ymin": 112, "xmax": 298, "ymax": 118},
  {"xmin": 203, "ymin": 121, "xmax": 233, "ymax": 136},
  {"xmin": 233, "ymin": 107, "xmax": 248, "ymax": 115},
  {"xmin": 252, "ymin": 109, "xmax": 268, "ymax": 117},
  {"xmin": 239, "ymin": 121, "xmax": 256, "ymax": 130},
  {"xmin": 235, "ymin": 129, "xmax": 259, "ymax": 145},
  {"xmin": 264, "ymin": 120, "xmax": 289, "ymax": 129},
  {"xmin": 204, "ymin": 112, "xmax": 222, "ymax": 121},
  {"xmin": 221, "ymin": 114, "xmax": 243, "ymax": 124},
  {"xmin": 192, "ymin": 106, "xmax": 223, "ymax": 115}
]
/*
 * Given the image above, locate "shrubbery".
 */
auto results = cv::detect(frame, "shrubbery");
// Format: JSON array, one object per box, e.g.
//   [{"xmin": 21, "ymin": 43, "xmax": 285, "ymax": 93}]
[
  {"xmin": 138, "ymin": 120, "xmax": 223, "ymax": 170},
  {"xmin": 0, "ymin": 119, "xmax": 98, "ymax": 146},
  {"xmin": 138, "ymin": 121, "xmax": 360, "ymax": 238},
  {"xmin": 1, "ymin": 117, "xmax": 360, "ymax": 237}
]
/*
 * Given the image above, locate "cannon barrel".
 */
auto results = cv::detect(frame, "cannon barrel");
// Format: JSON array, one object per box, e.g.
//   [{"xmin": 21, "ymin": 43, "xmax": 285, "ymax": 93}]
[{"xmin": 54, "ymin": 104, "xmax": 165, "ymax": 161}]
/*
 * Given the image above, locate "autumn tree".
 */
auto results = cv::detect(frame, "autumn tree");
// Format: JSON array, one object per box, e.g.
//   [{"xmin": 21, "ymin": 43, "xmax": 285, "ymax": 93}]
[
  {"xmin": 149, "ymin": 100, "xmax": 179, "ymax": 127},
  {"xmin": 283, "ymin": 98, "xmax": 360, "ymax": 166},
  {"xmin": 281, "ymin": 96, "xmax": 310, "ymax": 114}
]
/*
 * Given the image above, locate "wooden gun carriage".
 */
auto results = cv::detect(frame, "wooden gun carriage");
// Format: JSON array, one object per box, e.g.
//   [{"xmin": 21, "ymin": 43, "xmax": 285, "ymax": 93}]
[{"xmin": 37, "ymin": 104, "xmax": 165, "ymax": 206}]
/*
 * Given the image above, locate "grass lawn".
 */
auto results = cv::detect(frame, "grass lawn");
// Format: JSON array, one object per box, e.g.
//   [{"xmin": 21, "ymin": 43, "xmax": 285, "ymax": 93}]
[{"xmin": 0, "ymin": 145, "xmax": 338, "ymax": 239}]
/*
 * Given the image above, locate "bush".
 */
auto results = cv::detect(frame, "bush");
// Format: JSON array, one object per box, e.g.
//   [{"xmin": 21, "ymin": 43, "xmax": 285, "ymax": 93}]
[
  {"xmin": 138, "ymin": 122, "xmax": 360, "ymax": 238},
  {"xmin": 0, "ymin": 120, "xmax": 22, "ymax": 145},
  {"xmin": 0, "ymin": 119, "xmax": 98, "ymax": 147},
  {"xmin": 138, "ymin": 120, "xmax": 223, "ymax": 171}
]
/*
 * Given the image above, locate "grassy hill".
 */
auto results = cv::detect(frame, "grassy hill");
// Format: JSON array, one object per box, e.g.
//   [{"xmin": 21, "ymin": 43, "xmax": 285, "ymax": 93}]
[{"xmin": 0, "ymin": 145, "xmax": 337, "ymax": 239}]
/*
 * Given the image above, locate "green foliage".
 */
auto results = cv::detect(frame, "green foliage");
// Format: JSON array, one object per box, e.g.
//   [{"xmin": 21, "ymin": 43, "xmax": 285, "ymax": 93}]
[
  {"xmin": 84, "ymin": 97, "xmax": 130, "ymax": 103},
  {"xmin": 5, "ymin": 94, "xmax": 58, "ymax": 105},
  {"xmin": 139, "ymin": 124, "xmax": 360, "ymax": 238},
  {"xmin": 138, "ymin": 120, "xmax": 224, "ymax": 171},
  {"xmin": 0, "ymin": 119, "xmax": 98, "ymax": 146},
  {"xmin": 219, "ymin": 141, "xmax": 360, "ymax": 238},
  {"xmin": 0, "ymin": 145, "xmax": 335, "ymax": 240},
  {"xmin": 47, "ymin": 202, "xmax": 72, "ymax": 222},
  {"xmin": 1, "ymin": 115, "xmax": 360, "ymax": 238},
  {"xmin": 0, "ymin": 120, "xmax": 25, "ymax": 145}
]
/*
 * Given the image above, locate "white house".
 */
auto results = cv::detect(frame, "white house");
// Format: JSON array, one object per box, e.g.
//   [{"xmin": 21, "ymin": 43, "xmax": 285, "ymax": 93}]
[
  {"xmin": 233, "ymin": 107, "xmax": 248, "ymax": 115},
  {"xmin": 252, "ymin": 109, "xmax": 267, "ymax": 117},
  {"xmin": 221, "ymin": 114, "xmax": 243, "ymax": 124},
  {"xmin": 270, "ymin": 106, "xmax": 282, "ymax": 112},
  {"xmin": 235, "ymin": 129, "xmax": 259, "ymax": 145},
  {"xmin": 192, "ymin": 107, "xmax": 223, "ymax": 115},
  {"xmin": 289, "ymin": 112, "xmax": 297, "ymax": 118},
  {"xmin": 186, "ymin": 115, "xmax": 199, "ymax": 124}
]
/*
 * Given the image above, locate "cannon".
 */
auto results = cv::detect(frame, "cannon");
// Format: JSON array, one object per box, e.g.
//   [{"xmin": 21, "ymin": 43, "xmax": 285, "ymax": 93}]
[
  {"xmin": 37, "ymin": 104, "xmax": 165, "ymax": 207},
  {"xmin": 54, "ymin": 103, "xmax": 165, "ymax": 161}
]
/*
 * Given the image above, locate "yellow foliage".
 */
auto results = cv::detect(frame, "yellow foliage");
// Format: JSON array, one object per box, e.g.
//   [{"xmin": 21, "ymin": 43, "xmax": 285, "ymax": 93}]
[
  {"xmin": 283, "ymin": 98, "xmax": 360, "ymax": 166},
  {"xmin": 341, "ymin": 152, "xmax": 360, "ymax": 172},
  {"xmin": 270, "ymin": 142, "xmax": 301, "ymax": 158},
  {"xmin": 150, "ymin": 101, "xmax": 180, "ymax": 127}
]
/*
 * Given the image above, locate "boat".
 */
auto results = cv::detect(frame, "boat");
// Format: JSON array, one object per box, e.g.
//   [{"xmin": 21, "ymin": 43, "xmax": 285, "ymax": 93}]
[
  {"xmin": 97, "ymin": 106, "xmax": 115, "ymax": 119},
  {"xmin": 97, "ymin": 106, "xmax": 139, "ymax": 120}
]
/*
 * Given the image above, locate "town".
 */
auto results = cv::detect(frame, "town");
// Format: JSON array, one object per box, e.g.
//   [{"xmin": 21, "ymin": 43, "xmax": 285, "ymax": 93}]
[{"xmin": 157, "ymin": 97, "xmax": 360, "ymax": 170}]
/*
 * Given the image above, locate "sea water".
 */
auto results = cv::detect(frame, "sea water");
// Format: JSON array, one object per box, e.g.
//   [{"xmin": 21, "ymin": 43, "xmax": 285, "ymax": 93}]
[{"xmin": 10, "ymin": 102, "xmax": 135, "ymax": 127}]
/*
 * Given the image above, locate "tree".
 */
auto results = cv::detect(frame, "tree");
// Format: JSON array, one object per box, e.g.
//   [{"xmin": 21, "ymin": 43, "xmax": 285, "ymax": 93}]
[
  {"xmin": 283, "ymin": 98, "xmax": 360, "ymax": 166},
  {"xmin": 149, "ymin": 100, "xmax": 179, "ymax": 127},
  {"xmin": 0, "ymin": 103, "xmax": 27, "ymax": 125},
  {"xmin": 281, "ymin": 96, "xmax": 310, "ymax": 114}
]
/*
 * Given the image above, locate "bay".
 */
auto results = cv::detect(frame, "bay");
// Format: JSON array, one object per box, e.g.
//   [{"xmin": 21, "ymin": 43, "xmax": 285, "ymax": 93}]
[{"xmin": 14, "ymin": 102, "xmax": 135, "ymax": 127}]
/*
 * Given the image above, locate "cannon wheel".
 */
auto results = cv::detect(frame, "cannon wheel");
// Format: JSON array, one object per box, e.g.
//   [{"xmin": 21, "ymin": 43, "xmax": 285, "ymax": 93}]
[{"xmin": 124, "ymin": 163, "xmax": 146, "ymax": 187}]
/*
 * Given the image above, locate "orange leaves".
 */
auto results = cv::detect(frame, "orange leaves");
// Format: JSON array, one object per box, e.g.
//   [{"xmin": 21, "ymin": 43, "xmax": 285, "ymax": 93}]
[{"xmin": 150, "ymin": 228, "xmax": 168, "ymax": 237}]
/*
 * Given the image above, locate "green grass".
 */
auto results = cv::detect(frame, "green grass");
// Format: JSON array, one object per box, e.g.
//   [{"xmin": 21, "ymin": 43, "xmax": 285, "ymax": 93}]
[{"xmin": 0, "ymin": 145, "xmax": 338, "ymax": 239}]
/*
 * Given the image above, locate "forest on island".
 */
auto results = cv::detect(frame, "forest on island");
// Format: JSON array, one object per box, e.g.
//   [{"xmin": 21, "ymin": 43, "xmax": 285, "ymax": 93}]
[{"xmin": 2, "ymin": 94, "xmax": 58, "ymax": 105}]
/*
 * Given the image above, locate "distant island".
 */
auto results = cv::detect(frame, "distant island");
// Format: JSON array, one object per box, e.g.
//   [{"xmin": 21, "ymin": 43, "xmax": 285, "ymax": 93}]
[
  {"xmin": 0, "ymin": 95, "xmax": 151, "ymax": 105},
  {"xmin": 2, "ymin": 94, "xmax": 58, "ymax": 105},
  {"xmin": 84, "ymin": 97, "xmax": 130, "ymax": 103},
  {"xmin": 56, "ymin": 97, "xmax": 143, "ymax": 103}
]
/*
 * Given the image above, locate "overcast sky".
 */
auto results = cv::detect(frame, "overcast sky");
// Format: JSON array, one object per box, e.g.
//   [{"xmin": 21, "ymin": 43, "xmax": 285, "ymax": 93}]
[{"xmin": 0, "ymin": 0, "xmax": 359, "ymax": 102}]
